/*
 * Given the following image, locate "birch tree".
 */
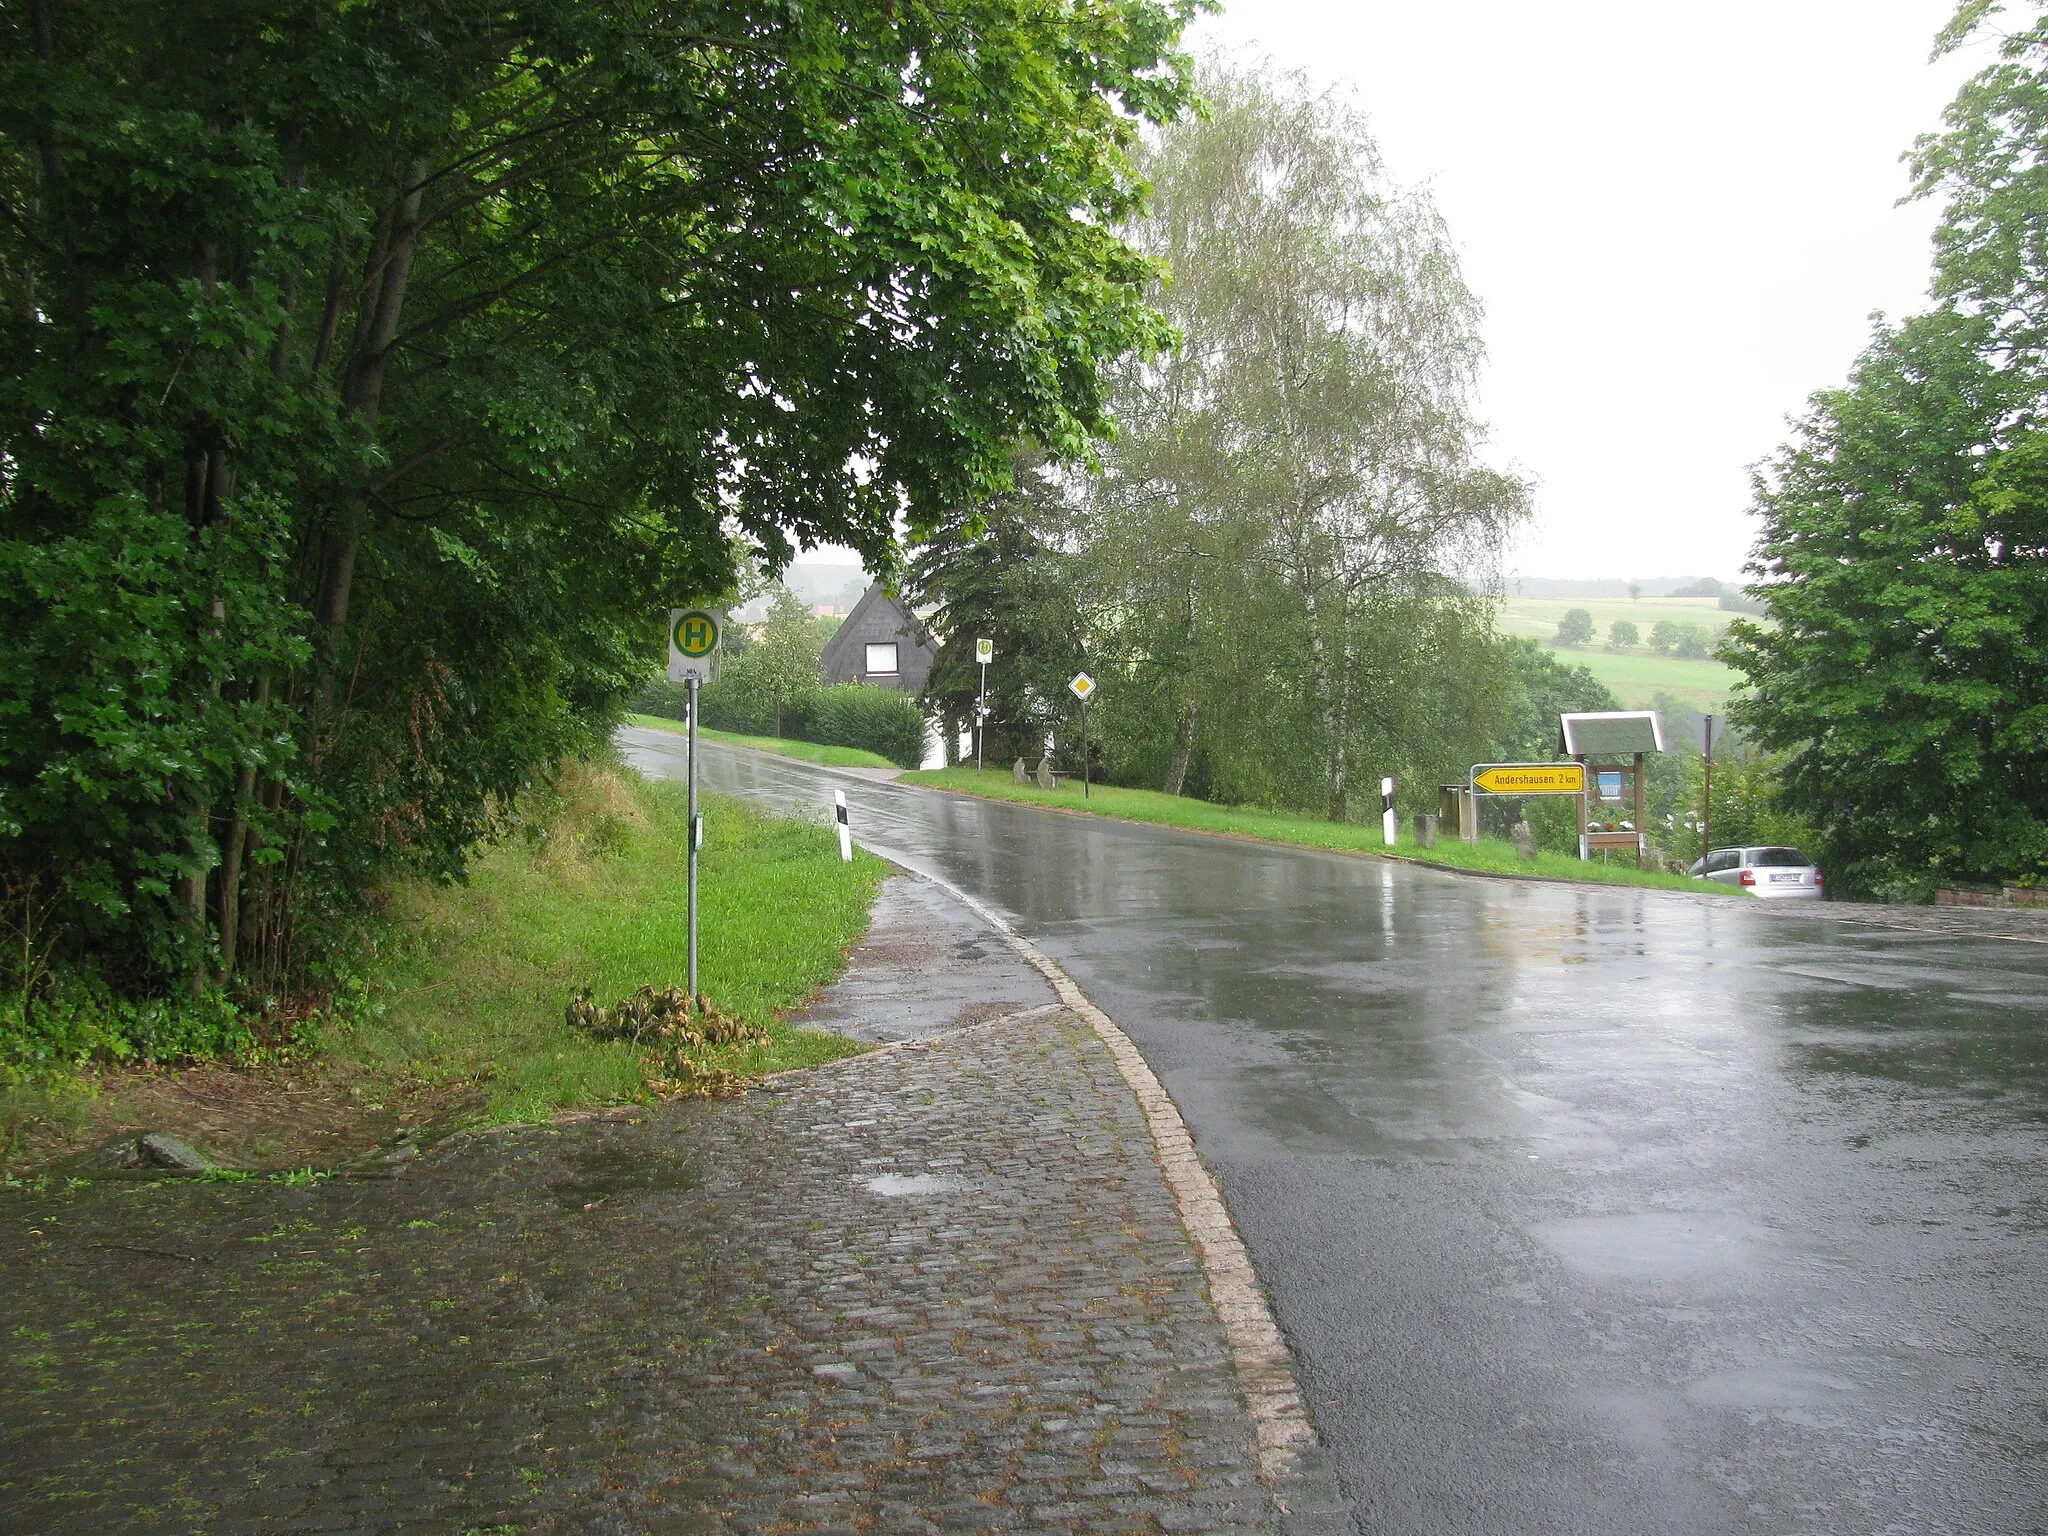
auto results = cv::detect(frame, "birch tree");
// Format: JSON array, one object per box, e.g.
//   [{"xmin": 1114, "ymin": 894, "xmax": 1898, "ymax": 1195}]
[{"xmin": 1089, "ymin": 61, "xmax": 1527, "ymax": 816}]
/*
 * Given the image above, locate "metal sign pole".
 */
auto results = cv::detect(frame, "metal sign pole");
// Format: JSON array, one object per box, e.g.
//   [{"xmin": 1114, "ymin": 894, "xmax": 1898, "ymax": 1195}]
[
  {"xmin": 1081, "ymin": 699, "xmax": 1090, "ymax": 799},
  {"xmin": 1702, "ymin": 713, "xmax": 1715, "ymax": 863},
  {"xmin": 687, "ymin": 675, "xmax": 700, "ymax": 1009},
  {"xmin": 977, "ymin": 659, "xmax": 987, "ymax": 773}
]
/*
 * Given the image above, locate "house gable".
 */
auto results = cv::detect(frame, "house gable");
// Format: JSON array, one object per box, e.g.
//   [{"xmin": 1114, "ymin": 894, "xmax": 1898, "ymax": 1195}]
[{"xmin": 818, "ymin": 585, "xmax": 936, "ymax": 694}]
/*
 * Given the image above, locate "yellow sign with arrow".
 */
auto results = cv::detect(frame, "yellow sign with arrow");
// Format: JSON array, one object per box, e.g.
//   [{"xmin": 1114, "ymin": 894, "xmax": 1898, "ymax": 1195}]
[{"xmin": 1472, "ymin": 763, "xmax": 1586, "ymax": 796}]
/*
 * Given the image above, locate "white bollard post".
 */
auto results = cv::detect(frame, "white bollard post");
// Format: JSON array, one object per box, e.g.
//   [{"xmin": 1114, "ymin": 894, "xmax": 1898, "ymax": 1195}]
[
  {"xmin": 834, "ymin": 789, "xmax": 852, "ymax": 862},
  {"xmin": 1381, "ymin": 776, "xmax": 1397, "ymax": 847}
]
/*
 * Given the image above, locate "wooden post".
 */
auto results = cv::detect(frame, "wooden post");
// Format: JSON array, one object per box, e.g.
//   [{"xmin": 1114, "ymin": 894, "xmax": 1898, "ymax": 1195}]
[{"xmin": 1633, "ymin": 751, "xmax": 1647, "ymax": 868}]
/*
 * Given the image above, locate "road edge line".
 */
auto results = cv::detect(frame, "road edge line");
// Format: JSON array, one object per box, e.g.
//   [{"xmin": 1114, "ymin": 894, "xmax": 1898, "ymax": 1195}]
[{"xmin": 872, "ymin": 863, "xmax": 1342, "ymax": 1522}]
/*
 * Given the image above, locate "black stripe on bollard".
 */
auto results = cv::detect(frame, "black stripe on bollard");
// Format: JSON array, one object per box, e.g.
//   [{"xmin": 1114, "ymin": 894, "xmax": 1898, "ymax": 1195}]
[{"xmin": 835, "ymin": 803, "xmax": 849, "ymax": 826}]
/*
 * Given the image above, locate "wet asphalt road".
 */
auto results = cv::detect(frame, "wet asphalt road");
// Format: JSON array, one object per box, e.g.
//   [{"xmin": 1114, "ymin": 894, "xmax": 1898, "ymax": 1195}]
[{"xmin": 621, "ymin": 730, "xmax": 2048, "ymax": 1536}]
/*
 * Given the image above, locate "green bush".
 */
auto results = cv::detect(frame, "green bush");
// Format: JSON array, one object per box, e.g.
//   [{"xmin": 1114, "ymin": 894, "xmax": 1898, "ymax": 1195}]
[
  {"xmin": 802, "ymin": 685, "xmax": 929, "ymax": 768},
  {"xmin": 627, "ymin": 674, "xmax": 697, "ymax": 724},
  {"xmin": 1554, "ymin": 608, "xmax": 1595, "ymax": 647},
  {"xmin": 1, "ymin": 973, "xmax": 253, "ymax": 1086},
  {"xmin": 628, "ymin": 673, "xmax": 927, "ymax": 768}
]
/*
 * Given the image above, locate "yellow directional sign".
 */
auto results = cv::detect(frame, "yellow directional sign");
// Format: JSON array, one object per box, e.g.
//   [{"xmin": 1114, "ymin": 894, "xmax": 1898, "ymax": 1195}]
[{"xmin": 1472, "ymin": 762, "xmax": 1586, "ymax": 796}]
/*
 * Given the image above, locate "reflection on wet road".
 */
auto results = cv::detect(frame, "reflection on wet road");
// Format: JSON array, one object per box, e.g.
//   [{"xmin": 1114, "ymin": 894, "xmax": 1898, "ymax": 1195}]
[{"xmin": 623, "ymin": 729, "xmax": 2048, "ymax": 1534}]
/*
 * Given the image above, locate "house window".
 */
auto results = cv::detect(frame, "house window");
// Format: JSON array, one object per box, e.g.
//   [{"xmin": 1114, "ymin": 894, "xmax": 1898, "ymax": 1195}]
[{"xmin": 864, "ymin": 642, "xmax": 899, "ymax": 676}]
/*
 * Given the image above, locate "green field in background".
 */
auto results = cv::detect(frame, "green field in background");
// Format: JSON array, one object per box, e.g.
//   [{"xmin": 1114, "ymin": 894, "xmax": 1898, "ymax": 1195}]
[{"xmin": 1494, "ymin": 597, "xmax": 1746, "ymax": 711}]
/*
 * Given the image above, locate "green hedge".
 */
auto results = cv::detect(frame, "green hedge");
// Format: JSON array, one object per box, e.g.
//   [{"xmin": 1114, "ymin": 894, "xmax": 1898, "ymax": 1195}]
[
  {"xmin": 803, "ymin": 685, "xmax": 928, "ymax": 768},
  {"xmin": 626, "ymin": 677, "xmax": 928, "ymax": 769}
]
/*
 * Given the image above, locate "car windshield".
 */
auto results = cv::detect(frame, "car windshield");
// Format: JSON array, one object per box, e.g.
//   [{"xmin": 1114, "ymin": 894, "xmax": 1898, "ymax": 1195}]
[{"xmin": 1749, "ymin": 847, "xmax": 1810, "ymax": 868}]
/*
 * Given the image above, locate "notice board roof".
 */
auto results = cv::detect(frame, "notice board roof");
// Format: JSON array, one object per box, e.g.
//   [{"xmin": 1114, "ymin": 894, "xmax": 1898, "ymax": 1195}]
[{"xmin": 1558, "ymin": 710, "xmax": 1665, "ymax": 757}]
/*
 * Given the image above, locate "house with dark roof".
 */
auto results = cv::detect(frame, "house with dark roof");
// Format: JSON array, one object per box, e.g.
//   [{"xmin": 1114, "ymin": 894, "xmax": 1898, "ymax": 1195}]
[{"xmin": 818, "ymin": 585, "xmax": 937, "ymax": 694}]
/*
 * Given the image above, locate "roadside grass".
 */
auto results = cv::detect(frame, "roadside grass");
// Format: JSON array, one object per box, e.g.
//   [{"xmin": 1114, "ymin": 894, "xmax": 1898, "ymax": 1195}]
[
  {"xmin": 901, "ymin": 767, "xmax": 1717, "ymax": 895},
  {"xmin": 352, "ymin": 760, "xmax": 882, "ymax": 1123},
  {"xmin": 626, "ymin": 713, "xmax": 898, "ymax": 770}
]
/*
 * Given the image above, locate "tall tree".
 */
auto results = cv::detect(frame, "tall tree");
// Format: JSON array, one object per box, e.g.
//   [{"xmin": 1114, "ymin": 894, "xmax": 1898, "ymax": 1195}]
[
  {"xmin": 1085, "ymin": 60, "xmax": 1528, "ymax": 816},
  {"xmin": 0, "ymin": 0, "xmax": 1200, "ymax": 995},
  {"xmin": 1725, "ymin": 310, "xmax": 2048, "ymax": 892},
  {"xmin": 1727, "ymin": 2, "xmax": 2048, "ymax": 894},
  {"xmin": 909, "ymin": 460, "xmax": 1086, "ymax": 768},
  {"xmin": 750, "ymin": 586, "xmax": 827, "ymax": 739}
]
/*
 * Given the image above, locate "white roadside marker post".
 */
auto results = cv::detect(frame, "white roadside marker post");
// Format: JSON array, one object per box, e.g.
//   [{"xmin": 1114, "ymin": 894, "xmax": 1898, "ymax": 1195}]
[
  {"xmin": 835, "ymin": 789, "xmax": 853, "ymax": 862},
  {"xmin": 1381, "ymin": 776, "xmax": 1397, "ymax": 847}
]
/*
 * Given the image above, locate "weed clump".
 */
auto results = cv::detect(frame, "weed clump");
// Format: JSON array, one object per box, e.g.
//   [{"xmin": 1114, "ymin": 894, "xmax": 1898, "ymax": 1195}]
[{"xmin": 565, "ymin": 985, "xmax": 769, "ymax": 1098}]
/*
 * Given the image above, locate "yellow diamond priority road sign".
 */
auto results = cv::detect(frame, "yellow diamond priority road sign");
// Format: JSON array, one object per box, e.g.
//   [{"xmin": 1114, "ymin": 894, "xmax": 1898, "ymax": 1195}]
[{"xmin": 1472, "ymin": 762, "xmax": 1586, "ymax": 796}]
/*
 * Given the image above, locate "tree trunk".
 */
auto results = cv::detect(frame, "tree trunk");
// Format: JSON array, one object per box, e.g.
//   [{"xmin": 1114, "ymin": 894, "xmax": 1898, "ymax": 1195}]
[
  {"xmin": 314, "ymin": 159, "xmax": 429, "ymax": 675},
  {"xmin": 1321, "ymin": 620, "xmax": 1352, "ymax": 823},
  {"xmin": 182, "ymin": 805, "xmax": 211, "ymax": 995},
  {"xmin": 1164, "ymin": 696, "xmax": 1197, "ymax": 796},
  {"xmin": 216, "ymin": 675, "xmax": 271, "ymax": 978}
]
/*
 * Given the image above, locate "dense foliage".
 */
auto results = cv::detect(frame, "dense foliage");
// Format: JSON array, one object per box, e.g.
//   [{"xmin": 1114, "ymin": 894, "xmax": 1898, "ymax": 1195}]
[
  {"xmin": 0, "ymin": 0, "xmax": 1199, "ymax": 1020},
  {"xmin": 912, "ymin": 460, "xmax": 1087, "ymax": 769},
  {"xmin": 1726, "ymin": 309, "xmax": 2048, "ymax": 892},
  {"xmin": 665, "ymin": 678, "xmax": 928, "ymax": 770},
  {"xmin": 1728, "ymin": 4, "xmax": 2048, "ymax": 894}
]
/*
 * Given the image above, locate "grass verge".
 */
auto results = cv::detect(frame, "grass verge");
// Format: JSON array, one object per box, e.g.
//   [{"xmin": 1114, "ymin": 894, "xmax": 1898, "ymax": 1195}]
[
  {"xmin": 900, "ymin": 766, "xmax": 1718, "ymax": 895},
  {"xmin": 626, "ymin": 713, "xmax": 898, "ymax": 770},
  {"xmin": 2, "ymin": 762, "xmax": 883, "ymax": 1172},
  {"xmin": 354, "ymin": 761, "xmax": 882, "ymax": 1123}
]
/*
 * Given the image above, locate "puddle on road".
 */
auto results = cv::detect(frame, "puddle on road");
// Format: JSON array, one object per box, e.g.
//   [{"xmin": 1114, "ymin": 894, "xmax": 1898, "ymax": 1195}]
[
  {"xmin": 1686, "ymin": 1360, "xmax": 1862, "ymax": 1413},
  {"xmin": 864, "ymin": 1173, "xmax": 960, "ymax": 1198},
  {"xmin": 1527, "ymin": 1211, "xmax": 1766, "ymax": 1280},
  {"xmin": 548, "ymin": 1142, "xmax": 701, "ymax": 1208}
]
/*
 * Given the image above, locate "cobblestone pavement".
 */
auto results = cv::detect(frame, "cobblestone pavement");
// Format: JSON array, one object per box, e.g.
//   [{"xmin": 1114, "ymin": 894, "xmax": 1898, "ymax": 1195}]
[
  {"xmin": 798, "ymin": 876, "xmax": 1058, "ymax": 1043},
  {"xmin": 2, "ymin": 1010, "xmax": 1285, "ymax": 1536}
]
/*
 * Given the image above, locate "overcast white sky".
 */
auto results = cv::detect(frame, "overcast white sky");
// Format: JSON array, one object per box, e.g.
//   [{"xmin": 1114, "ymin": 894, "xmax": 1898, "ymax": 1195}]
[{"xmin": 1188, "ymin": 0, "xmax": 1985, "ymax": 581}]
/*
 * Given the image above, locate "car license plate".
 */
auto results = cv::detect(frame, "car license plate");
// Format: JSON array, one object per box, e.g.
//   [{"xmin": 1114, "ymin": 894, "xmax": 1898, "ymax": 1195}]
[{"xmin": 1770, "ymin": 873, "xmax": 1799, "ymax": 883}]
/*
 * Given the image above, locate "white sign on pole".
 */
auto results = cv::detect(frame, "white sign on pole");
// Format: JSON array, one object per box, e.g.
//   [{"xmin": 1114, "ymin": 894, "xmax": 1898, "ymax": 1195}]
[
  {"xmin": 976, "ymin": 637, "xmax": 994, "ymax": 664},
  {"xmin": 667, "ymin": 608, "xmax": 723, "ymax": 683},
  {"xmin": 1068, "ymin": 672, "xmax": 1095, "ymax": 701}
]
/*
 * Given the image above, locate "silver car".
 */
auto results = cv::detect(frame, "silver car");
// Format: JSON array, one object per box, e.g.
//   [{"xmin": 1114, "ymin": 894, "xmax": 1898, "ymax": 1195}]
[{"xmin": 1687, "ymin": 845, "xmax": 1824, "ymax": 899}]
